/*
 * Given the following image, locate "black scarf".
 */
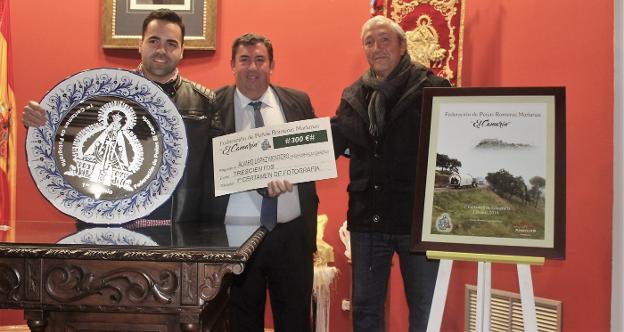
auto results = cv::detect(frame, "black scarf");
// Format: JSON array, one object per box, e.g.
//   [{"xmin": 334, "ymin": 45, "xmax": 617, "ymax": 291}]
[{"xmin": 361, "ymin": 54, "xmax": 412, "ymax": 136}]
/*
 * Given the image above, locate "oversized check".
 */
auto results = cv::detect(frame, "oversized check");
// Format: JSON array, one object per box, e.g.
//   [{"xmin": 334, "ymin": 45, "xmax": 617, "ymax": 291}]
[{"xmin": 213, "ymin": 117, "xmax": 337, "ymax": 196}]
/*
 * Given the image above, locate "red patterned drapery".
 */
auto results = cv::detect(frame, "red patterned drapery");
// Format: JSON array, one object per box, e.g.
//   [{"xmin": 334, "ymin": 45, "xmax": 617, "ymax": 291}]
[
  {"xmin": 0, "ymin": 0, "xmax": 17, "ymax": 242},
  {"xmin": 372, "ymin": 0, "xmax": 464, "ymax": 86}
]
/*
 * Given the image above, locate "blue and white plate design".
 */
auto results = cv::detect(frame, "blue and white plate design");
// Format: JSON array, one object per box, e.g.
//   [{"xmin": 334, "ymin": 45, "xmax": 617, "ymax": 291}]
[{"xmin": 26, "ymin": 68, "xmax": 187, "ymax": 224}]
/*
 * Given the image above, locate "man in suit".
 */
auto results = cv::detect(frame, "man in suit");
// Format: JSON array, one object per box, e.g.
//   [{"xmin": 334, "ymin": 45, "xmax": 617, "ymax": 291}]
[{"xmin": 208, "ymin": 33, "xmax": 318, "ymax": 332}]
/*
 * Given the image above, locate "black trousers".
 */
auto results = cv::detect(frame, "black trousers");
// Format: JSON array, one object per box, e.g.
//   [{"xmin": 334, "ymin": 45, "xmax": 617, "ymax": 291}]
[{"xmin": 228, "ymin": 217, "xmax": 313, "ymax": 332}]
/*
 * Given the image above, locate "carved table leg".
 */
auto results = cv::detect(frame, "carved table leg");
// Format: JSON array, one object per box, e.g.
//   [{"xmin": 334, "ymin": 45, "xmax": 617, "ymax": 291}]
[{"xmin": 180, "ymin": 323, "xmax": 199, "ymax": 332}]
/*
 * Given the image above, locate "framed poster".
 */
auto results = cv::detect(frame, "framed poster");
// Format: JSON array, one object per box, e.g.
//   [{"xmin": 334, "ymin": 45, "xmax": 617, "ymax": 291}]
[
  {"xmin": 101, "ymin": 0, "xmax": 216, "ymax": 50},
  {"xmin": 411, "ymin": 87, "xmax": 566, "ymax": 258}
]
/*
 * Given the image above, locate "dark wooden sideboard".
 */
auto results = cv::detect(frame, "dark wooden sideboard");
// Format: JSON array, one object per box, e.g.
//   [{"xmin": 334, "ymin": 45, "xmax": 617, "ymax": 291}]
[{"xmin": 0, "ymin": 221, "xmax": 266, "ymax": 332}]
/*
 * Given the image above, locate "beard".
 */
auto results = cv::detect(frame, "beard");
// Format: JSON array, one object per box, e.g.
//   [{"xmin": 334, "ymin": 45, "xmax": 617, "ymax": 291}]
[{"xmin": 143, "ymin": 56, "xmax": 178, "ymax": 81}]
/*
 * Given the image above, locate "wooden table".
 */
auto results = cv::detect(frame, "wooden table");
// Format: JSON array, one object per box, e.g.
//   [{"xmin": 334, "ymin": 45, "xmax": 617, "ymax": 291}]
[{"xmin": 0, "ymin": 220, "xmax": 265, "ymax": 332}]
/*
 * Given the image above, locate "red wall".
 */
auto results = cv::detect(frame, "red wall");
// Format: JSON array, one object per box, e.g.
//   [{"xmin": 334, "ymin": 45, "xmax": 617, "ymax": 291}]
[{"xmin": 4, "ymin": 0, "xmax": 613, "ymax": 331}]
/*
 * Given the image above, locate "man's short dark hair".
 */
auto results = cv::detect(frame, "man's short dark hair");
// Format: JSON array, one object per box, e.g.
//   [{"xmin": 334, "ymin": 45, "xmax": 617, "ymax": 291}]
[
  {"xmin": 231, "ymin": 33, "xmax": 274, "ymax": 63},
  {"xmin": 142, "ymin": 9, "xmax": 185, "ymax": 44}
]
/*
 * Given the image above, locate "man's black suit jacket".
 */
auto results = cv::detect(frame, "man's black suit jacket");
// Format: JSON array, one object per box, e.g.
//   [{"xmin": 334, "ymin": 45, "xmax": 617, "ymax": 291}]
[{"xmin": 204, "ymin": 85, "xmax": 319, "ymax": 252}]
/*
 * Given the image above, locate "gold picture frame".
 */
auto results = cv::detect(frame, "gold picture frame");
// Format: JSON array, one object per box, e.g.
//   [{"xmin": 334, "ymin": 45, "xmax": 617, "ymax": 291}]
[{"xmin": 101, "ymin": 0, "xmax": 216, "ymax": 50}]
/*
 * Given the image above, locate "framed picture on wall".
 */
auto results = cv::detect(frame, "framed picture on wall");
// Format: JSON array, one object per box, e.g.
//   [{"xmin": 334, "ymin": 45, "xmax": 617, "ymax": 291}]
[
  {"xmin": 101, "ymin": 0, "xmax": 216, "ymax": 50},
  {"xmin": 410, "ymin": 87, "xmax": 566, "ymax": 259}
]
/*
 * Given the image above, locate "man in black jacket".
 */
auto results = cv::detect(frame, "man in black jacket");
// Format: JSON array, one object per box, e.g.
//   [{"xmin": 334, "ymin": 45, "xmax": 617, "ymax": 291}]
[
  {"xmin": 331, "ymin": 15, "xmax": 450, "ymax": 332},
  {"xmin": 22, "ymin": 9, "xmax": 219, "ymax": 224}
]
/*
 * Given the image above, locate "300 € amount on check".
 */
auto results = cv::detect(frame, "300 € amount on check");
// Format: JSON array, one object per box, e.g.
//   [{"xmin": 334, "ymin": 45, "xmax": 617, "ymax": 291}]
[{"xmin": 213, "ymin": 117, "xmax": 337, "ymax": 196}]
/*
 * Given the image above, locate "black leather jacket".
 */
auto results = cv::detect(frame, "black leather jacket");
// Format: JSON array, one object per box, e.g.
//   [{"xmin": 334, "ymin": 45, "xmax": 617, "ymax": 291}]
[{"xmin": 150, "ymin": 75, "xmax": 220, "ymax": 223}]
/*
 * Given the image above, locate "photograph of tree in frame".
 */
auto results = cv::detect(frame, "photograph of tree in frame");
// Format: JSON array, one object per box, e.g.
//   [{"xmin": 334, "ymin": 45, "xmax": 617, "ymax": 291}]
[{"xmin": 411, "ymin": 87, "xmax": 566, "ymax": 259}]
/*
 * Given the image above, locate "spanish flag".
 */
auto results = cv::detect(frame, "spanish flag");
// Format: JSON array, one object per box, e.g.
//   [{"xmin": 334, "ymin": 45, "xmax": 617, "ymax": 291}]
[{"xmin": 0, "ymin": 0, "xmax": 16, "ymax": 242}]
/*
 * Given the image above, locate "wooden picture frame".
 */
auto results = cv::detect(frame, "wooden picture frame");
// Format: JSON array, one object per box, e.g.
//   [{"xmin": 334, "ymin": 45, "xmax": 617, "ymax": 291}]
[
  {"xmin": 101, "ymin": 0, "xmax": 216, "ymax": 50},
  {"xmin": 411, "ymin": 87, "xmax": 566, "ymax": 259}
]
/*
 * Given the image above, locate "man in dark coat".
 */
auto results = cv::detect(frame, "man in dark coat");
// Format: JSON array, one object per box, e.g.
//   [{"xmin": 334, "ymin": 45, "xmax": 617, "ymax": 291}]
[
  {"xmin": 331, "ymin": 15, "xmax": 451, "ymax": 332},
  {"xmin": 208, "ymin": 33, "xmax": 318, "ymax": 332}
]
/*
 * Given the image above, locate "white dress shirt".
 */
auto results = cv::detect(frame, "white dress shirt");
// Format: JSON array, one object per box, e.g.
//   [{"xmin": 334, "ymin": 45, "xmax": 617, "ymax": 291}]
[{"xmin": 224, "ymin": 87, "xmax": 301, "ymax": 226}]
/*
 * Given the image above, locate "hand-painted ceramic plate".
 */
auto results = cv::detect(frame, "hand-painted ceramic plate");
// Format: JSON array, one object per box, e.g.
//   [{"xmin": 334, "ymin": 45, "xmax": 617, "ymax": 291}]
[
  {"xmin": 26, "ymin": 68, "xmax": 187, "ymax": 224},
  {"xmin": 57, "ymin": 227, "xmax": 158, "ymax": 246}
]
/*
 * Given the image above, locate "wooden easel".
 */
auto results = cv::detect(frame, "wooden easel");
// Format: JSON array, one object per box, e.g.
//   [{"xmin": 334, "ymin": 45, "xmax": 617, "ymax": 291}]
[{"xmin": 425, "ymin": 251, "xmax": 545, "ymax": 332}]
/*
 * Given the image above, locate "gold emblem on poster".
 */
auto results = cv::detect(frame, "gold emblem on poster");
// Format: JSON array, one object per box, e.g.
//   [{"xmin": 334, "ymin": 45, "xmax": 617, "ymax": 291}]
[{"xmin": 406, "ymin": 15, "xmax": 446, "ymax": 70}]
